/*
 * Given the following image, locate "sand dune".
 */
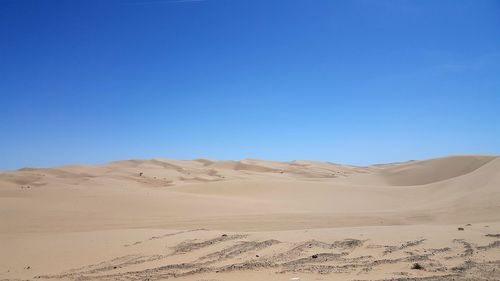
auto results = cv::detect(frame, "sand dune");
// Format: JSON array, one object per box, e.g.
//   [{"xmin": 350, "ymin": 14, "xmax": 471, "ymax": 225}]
[
  {"xmin": 1, "ymin": 155, "xmax": 499, "ymax": 281},
  {"xmin": 348, "ymin": 155, "xmax": 498, "ymax": 186}
]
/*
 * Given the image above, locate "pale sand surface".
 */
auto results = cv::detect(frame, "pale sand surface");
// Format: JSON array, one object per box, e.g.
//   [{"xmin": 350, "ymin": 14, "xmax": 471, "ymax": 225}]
[{"xmin": 1, "ymin": 155, "xmax": 499, "ymax": 280}]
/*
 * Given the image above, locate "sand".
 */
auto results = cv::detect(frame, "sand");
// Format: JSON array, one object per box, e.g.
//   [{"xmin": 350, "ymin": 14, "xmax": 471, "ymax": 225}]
[{"xmin": 0, "ymin": 155, "xmax": 499, "ymax": 281}]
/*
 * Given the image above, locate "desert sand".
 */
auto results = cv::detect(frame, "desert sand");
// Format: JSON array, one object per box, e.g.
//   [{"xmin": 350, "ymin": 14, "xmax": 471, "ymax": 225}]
[{"xmin": 1, "ymin": 155, "xmax": 499, "ymax": 281}]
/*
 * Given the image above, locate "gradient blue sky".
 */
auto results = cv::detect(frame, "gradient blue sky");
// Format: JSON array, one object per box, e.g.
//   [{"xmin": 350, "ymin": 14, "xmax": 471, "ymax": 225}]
[{"xmin": 1, "ymin": 0, "xmax": 499, "ymax": 170}]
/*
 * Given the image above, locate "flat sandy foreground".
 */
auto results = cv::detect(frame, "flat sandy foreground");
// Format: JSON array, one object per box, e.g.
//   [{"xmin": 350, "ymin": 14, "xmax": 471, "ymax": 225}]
[{"xmin": 1, "ymin": 155, "xmax": 499, "ymax": 281}]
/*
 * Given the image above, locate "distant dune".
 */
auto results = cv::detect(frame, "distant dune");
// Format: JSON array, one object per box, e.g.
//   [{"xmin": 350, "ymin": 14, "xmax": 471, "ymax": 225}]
[{"xmin": 1, "ymin": 155, "xmax": 499, "ymax": 281}]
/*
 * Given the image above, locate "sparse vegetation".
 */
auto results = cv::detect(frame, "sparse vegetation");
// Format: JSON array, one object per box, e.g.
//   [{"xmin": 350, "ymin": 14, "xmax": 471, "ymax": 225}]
[{"xmin": 411, "ymin": 263, "xmax": 423, "ymax": 270}]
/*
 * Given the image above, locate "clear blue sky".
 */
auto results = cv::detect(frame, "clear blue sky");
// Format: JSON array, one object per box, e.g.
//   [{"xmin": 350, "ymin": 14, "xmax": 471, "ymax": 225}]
[{"xmin": 1, "ymin": 0, "xmax": 499, "ymax": 170}]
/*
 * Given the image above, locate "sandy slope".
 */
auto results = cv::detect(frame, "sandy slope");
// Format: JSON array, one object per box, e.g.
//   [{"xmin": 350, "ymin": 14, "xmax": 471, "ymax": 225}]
[{"xmin": 0, "ymin": 155, "xmax": 499, "ymax": 281}]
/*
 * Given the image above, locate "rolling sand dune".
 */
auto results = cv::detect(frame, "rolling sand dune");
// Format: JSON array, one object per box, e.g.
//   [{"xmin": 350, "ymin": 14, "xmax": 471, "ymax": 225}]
[{"xmin": 1, "ymin": 155, "xmax": 499, "ymax": 281}]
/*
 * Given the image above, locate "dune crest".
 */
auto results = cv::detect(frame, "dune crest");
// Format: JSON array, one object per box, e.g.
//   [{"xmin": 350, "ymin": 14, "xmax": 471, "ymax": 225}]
[{"xmin": 377, "ymin": 155, "xmax": 498, "ymax": 186}]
